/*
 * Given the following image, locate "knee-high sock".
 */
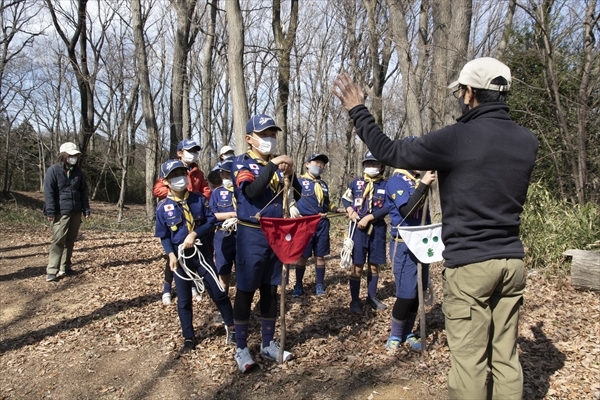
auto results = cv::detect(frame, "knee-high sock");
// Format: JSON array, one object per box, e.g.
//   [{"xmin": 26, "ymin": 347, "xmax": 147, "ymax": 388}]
[
  {"xmin": 349, "ymin": 277, "xmax": 360, "ymax": 301},
  {"xmin": 367, "ymin": 273, "xmax": 379, "ymax": 299},
  {"xmin": 315, "ymin": 264, "xmax": 325, "ymax": 285},
  {"xmin": 261, "ymin": 318, "xmax": 276, "ymax": 348},
  {"xmin": 295, "ymin": 264, "xmax": 305, "ymax": 286}
]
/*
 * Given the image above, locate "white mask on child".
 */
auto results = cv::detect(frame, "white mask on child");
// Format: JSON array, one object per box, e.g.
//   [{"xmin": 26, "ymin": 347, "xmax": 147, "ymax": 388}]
[
  {"xmin": 253, "ymin": 137, "xmax": 276, "ymax": 155},
  {"xmin": 169, "ymin": 176, "xmax": 188, "ymax": 191},
  {"xmin": 222, "ymin": 179, "xmax": 233, "ymax": 188},
  {"xmin": 364, "ymin": 167, "xmax": 380, "ymax": 177},
  {"xmin": 308, "ymin": 165, "xmax": 323, "ymax": 176},
  {"xmin": 181, "ymin": 151, "xmax": 197, "ymax": 164},
  {"xmin": 67, "ymin": 157, "xmax": 78, "ymax": 165}
]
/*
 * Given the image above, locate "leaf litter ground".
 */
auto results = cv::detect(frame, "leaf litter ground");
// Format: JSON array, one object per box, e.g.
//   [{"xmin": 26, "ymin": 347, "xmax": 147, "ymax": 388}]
[{"xmin": 0, "ymin": 195, "xmax": 598, "ymax": 400}]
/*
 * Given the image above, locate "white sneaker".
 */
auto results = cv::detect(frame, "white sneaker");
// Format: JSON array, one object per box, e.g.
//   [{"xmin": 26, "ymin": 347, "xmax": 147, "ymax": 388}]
[
  {"xmin": 234, "ymin": 347, "xmax": 256, "ymax": 373},
  {"xmin": 162, "ymin": 292, "xmax": 172, "ymax": 305},
  {"xmin": 191, "ymin": 287, "xmax": 201, "ymax": 302},
  {"xmin": 260, "ymin": 340, "xmax": 293, "ymax": 362}
]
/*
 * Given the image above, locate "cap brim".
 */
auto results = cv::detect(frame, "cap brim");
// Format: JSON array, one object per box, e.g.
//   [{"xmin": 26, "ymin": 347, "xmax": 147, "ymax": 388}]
[
  {"xmin": 182, "ymin": 146, "xmax": 201, "ymax": 151},
  {"xmin": 65, "ymin": 150, "xmax": 82, "ymax": 155},
  {"xmin": 254, "ymin": 125, "xmax": 282, "ymax": 133},
  {"xmin": 447, "ymin": 79, "xmax": 459, "ymax": 89},
  {"xmin": 309, "ymin": 155, "xmax": 329, "ymax": 164}
]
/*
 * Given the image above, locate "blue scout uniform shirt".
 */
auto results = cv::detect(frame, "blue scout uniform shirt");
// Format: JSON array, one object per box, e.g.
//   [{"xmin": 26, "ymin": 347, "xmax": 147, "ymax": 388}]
[
  {"xmin": 155, "ymin": 192, "xmax": 214, "ymax": 247},
  {"xmin": 208, "ymin": 185, "xmax": 236, "ymax": 227},
  {"xmin": 341, "ymin": 175, "xmax": 388, "ymax": 219},
  {"xmin": 296, "ymin": 174, "xmax": 333, "ymax": 215},
  {"xmin": 232, "ymin": 151, "xmax": 285, "ymax": 223},
  {"xmin": 386, "ymin": 169, "xmax": 429, "ymax": 237}
]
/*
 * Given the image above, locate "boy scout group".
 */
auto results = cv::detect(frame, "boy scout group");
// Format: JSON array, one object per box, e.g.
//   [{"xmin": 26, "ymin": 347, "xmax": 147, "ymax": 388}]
[{"xmin": 47, "ymin": 57, "xmax": 536, "ymax": 400}]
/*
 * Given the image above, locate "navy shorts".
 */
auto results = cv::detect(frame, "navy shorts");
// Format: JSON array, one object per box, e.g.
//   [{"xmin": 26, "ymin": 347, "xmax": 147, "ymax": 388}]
[
  {"xmin": 390, "ymin": 240, "xmax": 429, "ymax": 298},
  {"xmin": 302, "ymin": 217, "xmax": 330, "ymax": 258},
  {"xmin": 352, "ymin": 219, "xmax": 387, "ymax": 265},
  {"xmin": 214, "ymin": 229, "xmax": 236, "ymax": 275},
  {"xmin": 235, "ymin": 223, "xmax": 282, "ymax": 292}
]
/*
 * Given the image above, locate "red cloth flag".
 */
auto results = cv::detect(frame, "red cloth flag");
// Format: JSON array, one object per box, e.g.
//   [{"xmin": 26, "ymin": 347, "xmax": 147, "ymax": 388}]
[{"xmin": 259, "ymin": 215, "xmax": 322, "ymax": 264}]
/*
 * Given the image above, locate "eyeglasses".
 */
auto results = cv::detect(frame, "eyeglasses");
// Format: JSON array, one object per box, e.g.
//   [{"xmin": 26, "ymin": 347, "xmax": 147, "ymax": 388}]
[{"xmin": 452, "ymin": 87, "xmax": 462, "ymax": 99}]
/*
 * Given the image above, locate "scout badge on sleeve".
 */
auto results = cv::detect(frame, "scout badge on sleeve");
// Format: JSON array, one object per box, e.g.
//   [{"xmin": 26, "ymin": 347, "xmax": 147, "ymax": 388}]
[{"xmin": 396, "ymin": 222, "xmax": 444, "ymax": 263}]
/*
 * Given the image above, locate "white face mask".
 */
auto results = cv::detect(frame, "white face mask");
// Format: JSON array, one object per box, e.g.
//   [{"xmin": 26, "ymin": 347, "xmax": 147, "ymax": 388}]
[
  {"xmin": 67, "ymin": 157, "xmax": 78, "ymax": 165},
  {"xmin": 253, "ymin": 136, "xmax": 277, "ymax": 155},
  {"xmin": 222, "ymin": 179, "xmax": 233, "ymax": 188},
  {"xmin": 308, "ymin": 165, "xmax": 323, "ymax": 176},
  {"xmin": 182, "ymin": 150, "xmax": 197, "ymax": 164},
  {"xmin": 364, "ymin": 167, "xmax": 380, "ymax": 177},
  {"xmin": 169, "ymin": 175, "xmax": 188, "ymax": 191}
]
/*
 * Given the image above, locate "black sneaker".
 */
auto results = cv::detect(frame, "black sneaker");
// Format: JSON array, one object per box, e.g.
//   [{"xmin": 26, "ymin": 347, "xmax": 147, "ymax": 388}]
[
  {"xmin": 349, "ymin": 300, "xmax": 362, "ymax": 315},
  {"xmin": 46, "ymin": 274, "xmax": 57, "ymax": 282},
  {"xmin": 366, "ymin": 297, "xmax": 388, "ymax": 311},
  {"xmin": 182, "ymin": 337, "xmax": 196, "ymax": 353}
]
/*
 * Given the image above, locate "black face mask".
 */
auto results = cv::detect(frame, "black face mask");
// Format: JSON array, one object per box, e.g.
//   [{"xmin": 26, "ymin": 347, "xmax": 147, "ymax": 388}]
[{"xmin": 458, "ymin": 95, "xmax": 470, "ymax": 115}]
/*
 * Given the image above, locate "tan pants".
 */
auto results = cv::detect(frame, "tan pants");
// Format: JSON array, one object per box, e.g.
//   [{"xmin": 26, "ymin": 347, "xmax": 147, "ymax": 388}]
[
  {"xmin": 47, "ymin": 213, "xmax": 82, "ymax": 274},
  {"xmin": 442, "ymin": 259, "xmax": 525, "ymax": 400}
]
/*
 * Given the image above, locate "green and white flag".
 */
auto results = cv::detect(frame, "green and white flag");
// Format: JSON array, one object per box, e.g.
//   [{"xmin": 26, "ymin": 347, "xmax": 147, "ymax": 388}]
[{"xmin": 397, "ymin": 222, "xmax": 445, "ymax": 263}]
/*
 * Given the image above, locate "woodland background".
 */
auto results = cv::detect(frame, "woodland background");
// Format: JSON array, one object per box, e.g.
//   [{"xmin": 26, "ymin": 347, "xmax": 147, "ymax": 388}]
[{"xmin": 0, "ymin": 0, "xmax": 598, "ymax": 267}]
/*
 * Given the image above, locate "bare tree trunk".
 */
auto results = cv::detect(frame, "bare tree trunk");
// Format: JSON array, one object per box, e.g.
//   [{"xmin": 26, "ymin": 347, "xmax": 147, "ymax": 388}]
[
  {"xmin": 226, "ymin": 0, "xmax": 249, "ymax": 153},
  {"xmin": 496, "ymin": 0, "xmax": 516, "ymax": 58},
  {"xmin": 132, "ymin": 0, "xmax": 160, "ymax": 219},
  {"xmin": 272, "ymin": 0, "xmax": 299, "ymax": 155},
  {"xmin": 201, "ymin": 0, "xmax": 218, "ymax": 169},
  {"xmin": 117, "ymin": 78, "xmax": 140, "ymax": 222},
  {"xmin": 169, "ymin": 0, "xmax": 200, "ymax": 157}
]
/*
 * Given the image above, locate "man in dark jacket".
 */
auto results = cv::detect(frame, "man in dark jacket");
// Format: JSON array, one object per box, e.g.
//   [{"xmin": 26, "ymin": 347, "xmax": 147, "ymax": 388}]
[
  {"xmin": 44, "ymin": 142, "xmax": 91, "ymax": 282},
  {"xmin": 333, "ymin": 57, "xmax": 538, "ymax": 400}
]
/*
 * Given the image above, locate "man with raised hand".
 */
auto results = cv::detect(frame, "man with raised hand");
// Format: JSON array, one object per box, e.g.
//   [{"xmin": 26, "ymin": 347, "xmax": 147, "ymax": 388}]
[{"xmin": 333, "ymin": 58, "xmax": 538, "ymax": 400}]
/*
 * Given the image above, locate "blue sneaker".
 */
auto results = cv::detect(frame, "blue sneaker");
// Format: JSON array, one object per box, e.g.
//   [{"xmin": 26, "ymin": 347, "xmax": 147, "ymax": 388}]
[
  {"xmin": 292, "ymin": 284, "xmax": 305, "ymax": 297},
  {"xmin": 385, "ymin": 336, "xmax": 402, "ymax": 350},
  {"xmin": 405, "ymin": 334, "xmax": 422, "ymax": 351},
  {"xmin": 315, "ymin": 283, "xmax": 326, "ymax": 296}
]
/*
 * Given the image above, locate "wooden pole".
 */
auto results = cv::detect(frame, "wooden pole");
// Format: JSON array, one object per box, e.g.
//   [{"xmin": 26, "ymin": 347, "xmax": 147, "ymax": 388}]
[
  {"xmin": 279, "ymin": 176, "xmax": 290, "ymax": 363},
  {"xmin": 417, "ymin": 196, "xmax": 429, "ymax": 356}
]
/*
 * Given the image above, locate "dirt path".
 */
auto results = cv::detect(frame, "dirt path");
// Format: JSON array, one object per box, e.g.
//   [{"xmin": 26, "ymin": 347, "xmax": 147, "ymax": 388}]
[{"xmin": 0, "ymin": 202, "xmax": 598, "ymax": 399}]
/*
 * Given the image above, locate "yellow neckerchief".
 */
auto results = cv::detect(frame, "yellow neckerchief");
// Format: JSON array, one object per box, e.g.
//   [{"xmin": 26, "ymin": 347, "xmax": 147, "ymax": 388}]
[
  {"xmin": 220, "ymin": 184, "xmax": 237, "ymax": 210},
  {"xmin": 301, "ymin": 172, "xmax": 324, "ymax": 207},
  {"xmin": 168, "ymin": 191, "xmax": 193, "ymax": 233},
  {"xmin": 393, "ymin": 169, "xmax": 421, "ymax": 186},
  {"xmin": 362, "ymin": 173, "xmax": 384, "ymax": 212},
  {"xmin": 248, "ymin": 149, "xmax": 280, "ymax": 193}
]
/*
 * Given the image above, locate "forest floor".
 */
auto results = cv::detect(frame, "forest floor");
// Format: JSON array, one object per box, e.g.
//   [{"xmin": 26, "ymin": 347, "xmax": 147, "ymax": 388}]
[{"xmin": 0, "ymin": 191, "xmax": 598, "ymax": 400}]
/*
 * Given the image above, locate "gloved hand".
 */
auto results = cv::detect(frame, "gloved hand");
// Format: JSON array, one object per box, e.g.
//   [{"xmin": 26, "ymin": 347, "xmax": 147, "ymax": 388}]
[{"xmin": 289, "ymin": 205, "xmax": 302, "ymax": 218}]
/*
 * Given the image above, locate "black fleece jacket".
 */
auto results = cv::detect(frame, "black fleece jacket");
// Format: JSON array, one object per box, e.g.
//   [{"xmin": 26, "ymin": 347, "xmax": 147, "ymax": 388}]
[
  {"xmin": 349, "ymin": 103, "xmax": 538, "ymax": 268},
  {"xmin": 44, "ymin": 163, "xmax": 91, "ymax": 217}
]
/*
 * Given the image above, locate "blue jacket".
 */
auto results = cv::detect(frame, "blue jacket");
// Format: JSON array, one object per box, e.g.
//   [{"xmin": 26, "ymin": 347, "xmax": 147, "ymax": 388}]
[
  {"xmin": 341, "ymin": 175, "xmax": 388, "ymax": 220},
  {"xmin": 43, "ymin": 163, "xmax": 90, "ymax": 216},
  {"xmin": 209, "ymin": 186, "xmax": 236, "ymax": 227},
  {"xmin": 296, "ymin": 174, "xmax": 333, "ymax": 215}
]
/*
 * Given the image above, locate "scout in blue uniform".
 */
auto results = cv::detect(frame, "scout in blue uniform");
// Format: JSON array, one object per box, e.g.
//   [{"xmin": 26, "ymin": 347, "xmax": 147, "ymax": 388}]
[
  {"xmin": 154, "ymin": 160, "xmax": 235, "ymax": 353},
  {"xmin": 341, "ymin": 150, "xmax": 389, "ymax": 315},
  {"xmin": 231, "ymin": 114, "xmax": 303, "ymax": 373},
  {"xmin": 385, "ymin": 169, "xmax": 435, "ymax": 351},
  {"xmin": 291, "ymin": 153, "xmax": 344, "ymax": 297},
  {"xmin": 208, "ymin": 159, "xmax": 237, "ymax": 292}
]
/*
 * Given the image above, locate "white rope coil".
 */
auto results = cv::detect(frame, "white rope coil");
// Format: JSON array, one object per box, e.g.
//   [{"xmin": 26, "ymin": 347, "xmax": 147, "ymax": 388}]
[
  {"xmin": 221, "ymin": 217, "xmax": 238, "ymax": 236},
  {"xmin": 340, "ymin": 221, "xmax": 357, "ymax": 270},
  {"xmin": 175, "ymin": 239, "xmax": 226, "ymax": 300}
]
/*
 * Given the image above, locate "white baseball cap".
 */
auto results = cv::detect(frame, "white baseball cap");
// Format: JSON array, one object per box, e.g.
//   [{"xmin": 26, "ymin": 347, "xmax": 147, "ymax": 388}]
[
  {"xmin": 59, "ymin": 142, "xmax": 82, "ymax": 155},
  {"xmin": 448, "ymin": 57, "xmax": 511, "ymax": 92},
  {"xmin": 219, "ymin": 145, "xmax": 234, "ymax": 156}
]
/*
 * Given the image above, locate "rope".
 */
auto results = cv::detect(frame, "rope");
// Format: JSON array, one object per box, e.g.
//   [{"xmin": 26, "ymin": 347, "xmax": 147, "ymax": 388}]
[
  {"xmin": 340, "ymin": 221, "xmax": 357, "ymax": 270},
  {"xmin": 174, "ymin": 239, "xmax": 225, "ymax": 300},
  {"xmin": 221, "ymin": 217, "xmax": 238, "ymax": 236}
]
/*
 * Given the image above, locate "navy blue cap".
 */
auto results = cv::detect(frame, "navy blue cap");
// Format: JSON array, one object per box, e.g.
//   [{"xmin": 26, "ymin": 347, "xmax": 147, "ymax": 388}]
[
  {"xmin": 245, "ymin": 114, "xmax": 281, "ymax": 135},
  {"xmin": 218, "ymin": 160, "xmax": 233, "ymax": 172},
  {"xmin": 305, "ymin": 153, "xmax": 329, "ymax": 164},
  {"xmin": 160, "ymin": 159, "xmax": 187, "ymax": 178},
  {"xmin": 362, "ymin": 150, "xmax": 378, "ymax": 163},
  {"xmin": 177, "ymin": 139, "xmax": 200, "ymax": 152}
]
